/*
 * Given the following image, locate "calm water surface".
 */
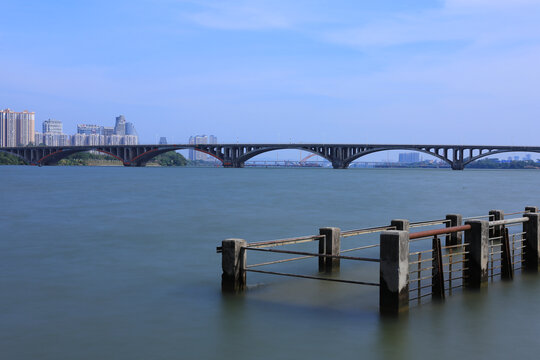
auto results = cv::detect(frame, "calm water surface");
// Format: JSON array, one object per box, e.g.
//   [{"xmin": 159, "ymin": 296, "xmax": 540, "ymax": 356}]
[{"xmin": 2, "ymin": 166, "xmax": 540, "ymax": 359}]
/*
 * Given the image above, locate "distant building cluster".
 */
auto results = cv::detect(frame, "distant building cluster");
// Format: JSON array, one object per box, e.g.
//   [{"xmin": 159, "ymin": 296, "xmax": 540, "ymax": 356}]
[
  {"xmin": 34, "ymin": 115, "xmax": 138, "ymax": 146},
  {"xmin": 398, "ymin": 152, "xmax": 420, "ymax": 163},
  {"xmin": 189, "ymin": 134, "xmax": 217, "ymax": 161},
  {"xmin": 0, "ymin": 109, "xmax": 35, "ymax": 147}
]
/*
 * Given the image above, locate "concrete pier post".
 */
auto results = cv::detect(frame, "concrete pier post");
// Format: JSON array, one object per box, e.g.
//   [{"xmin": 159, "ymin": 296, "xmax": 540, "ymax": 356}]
[
  {"xmin": 445, "ymin": 214, "xmax": 463, "ymax": 246},
  {"xmin": 379, "ymin": 230, "xmax": 409, "ymax": 315},
  {"xmin": 525, "ymin": 206, "xmax": 538, "ymax": 213},
  {"xmin": 221, "ymin": 238, "xmax": 247, "ymax": 293},
  {"xmin": 464, "ymin": 220, "xmax": 489, "ymax": 288},
  {"xmin": 391, "ymin": 219, "xmax": 410, "ymax": 232},
  {"xmin": 501, "ymin": 228, "xmax": 513, "ymax": 280},
  {"xmin": 489, "ymin": 210, "xmax": 504, "ymax": 240},
  {"xmin": 523, "ymin": 213, "xmax": 540, "ymax": 272},
  {"xmin": 432, "ymin": 236, "xmax": 445, "ymax": 300},
  {"xmin": 319, "ymin": 227, "xmax": 341, "ymax": 273}
]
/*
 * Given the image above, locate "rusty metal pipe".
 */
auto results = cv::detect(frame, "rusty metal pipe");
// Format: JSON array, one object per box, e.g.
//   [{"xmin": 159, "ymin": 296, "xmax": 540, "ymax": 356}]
[{"xmin": 409, "ymin": 224, "xmax": 472, "ymax": 240}]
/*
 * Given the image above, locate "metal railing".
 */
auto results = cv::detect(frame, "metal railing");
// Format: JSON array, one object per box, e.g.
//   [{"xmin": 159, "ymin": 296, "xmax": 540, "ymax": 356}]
[
  {"xmin": 218, "ymin": 207, "xmax": 538, "ymax": 315},
  {"xmin": 408, "ymin": 225, "xmax": 471, "ymax": 303}
]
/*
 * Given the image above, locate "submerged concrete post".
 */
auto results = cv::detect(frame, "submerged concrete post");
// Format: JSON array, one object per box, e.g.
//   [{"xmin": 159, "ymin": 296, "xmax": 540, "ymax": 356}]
[
  {"xmin": 501, "ymin": 228, "xmax": 514, "ymax": 280},
  {"xmin": 319, "ymin": 227, "xmax": 341, "ymax": 273},
  {"xmin": 445, "ymin": 214, "xmax": 463, "ymax": 246},
  {"xmin": 380, "ymin": 230, "xmax": 409, "ymax": 315},
  {"xmin": 525, "ymin": 206, "xmax": 538, "ymax": 213},
  {"xmin": 464, "ymin": 220, "xmax": 489, "ymax": 289},
  {"xmin": 221, "ymin": 238, "xmax": 247, "ymax": 293},
  {"xmin": 489, "ymin": 210, "xmax": 504, "ymax": 240},
  {"xmin": 432, "ymin": 236, "xmax": 445, "ymax": 300},
  {"xmin": 391, "ymin": 219, "xmax": 410, "ymax": 232},
  {"xmin": 523, "ymin": 213, "xmax": 540, "ymax": 272}
]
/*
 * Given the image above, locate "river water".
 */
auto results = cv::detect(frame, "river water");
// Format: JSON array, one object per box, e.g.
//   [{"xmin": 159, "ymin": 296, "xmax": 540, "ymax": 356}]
[{"xmin": 2, "ymin": 166, "xmax": 540, "ymax": 359}]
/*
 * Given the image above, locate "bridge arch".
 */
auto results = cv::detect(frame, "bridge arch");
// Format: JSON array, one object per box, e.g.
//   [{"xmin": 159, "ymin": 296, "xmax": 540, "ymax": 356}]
[
  {"xmin": 37, "ymin": 148, "xmax": 126, "ymax": 165},
  {"xmin": 125, "ymin": 147, "xmax": 223, "ymax": 166},
  {"xmin": 343, "ymin": 147, "xmax": 452, "ymax": 168},
  {"xmin": 238, "ymin": 146, "xmax": 333, "ymax": 165},
  {"xmin": 463, "ymin": 149, "xmax": 540, "ymax": 166}
]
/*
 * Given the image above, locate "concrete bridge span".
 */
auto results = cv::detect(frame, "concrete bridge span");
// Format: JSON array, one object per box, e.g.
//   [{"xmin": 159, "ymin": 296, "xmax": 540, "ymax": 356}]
[{"xmin": 2, "ymin": 144, "xmax": 540, "ymax": 169}]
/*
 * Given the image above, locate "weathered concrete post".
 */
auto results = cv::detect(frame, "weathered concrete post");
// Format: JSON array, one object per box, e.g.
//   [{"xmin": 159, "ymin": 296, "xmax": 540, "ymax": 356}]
[
  {"xmin": 432, "ymin": 236, "xmax": 445, "ymax": 300},
  {"xmin": 380, "ymin": 230, "xmax": 409, "ymax": 315},
  {"xmin": 391, "ymin": 219, "xmax": 410, "ymax": 232},
  {"xmin": 221, "ymin": 238, "xmax": 247, "ymax": 293},
  {"xmin": 464, "ymin": 220, "xmax": 489, "ymax": 289},
  {"xmin": 489, "ymin": 209, "xmax": 504, "ymax": 240},
  {"xmin": 523, "ymin": 213, "xmax": 540, "ymax": 272},
  {"xmin": 501, "ymin": 228, "xmax": 514, "ymax": 280},
  {"xmin": 445, "ymin": 214, "xmax": 463, "ymax": 246},
  {"xmin": 319, "ymin": 227, "xmax": 341, "ymax": 273},
  {"xmin": 525, "ymin": 206, "xmax": 538, "ymax": 213}
]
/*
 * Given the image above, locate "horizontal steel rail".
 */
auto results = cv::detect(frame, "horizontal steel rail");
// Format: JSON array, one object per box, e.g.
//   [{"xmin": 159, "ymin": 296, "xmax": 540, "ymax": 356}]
[
  {"xmin": 409, "ymin": 219, "xmax": 450, "ymax": 228},
  {"xmin": 341, "ymin": 225, "xmax": 396, "ymax": 238},
  {"xmin": 245, "ymin": 269, "xmax": 379, "ymax": 286},
  {"xmin": 243, "ymin": 247, "xmax": 380, "ymax": 262},
  {"xmin": 216, "ymin": 234, "xmax": 324, "ymax": 252},
  {"xmin": 409, "ymin": 258, "xmax": 434, "ymax": 265},
  {"xmin": 463, "ymin": 214, "xmax": 494, "ymax": 220},
  {"xmin": 442, "ymin": 243, "xmax": 469, "ymax": 250},
  {"xmin": 410, "ymin": 292, "xmax": 432, "ymax": 301},
  {"xmin": 340, "ymin": 243, "xmax": 379, "ymax": 253},
  {"xmin": 409, "ymin": 284, "xmax": 432, "ymax": 292},
  {"xmin": 409, "ymin": 249, "xmax": 434, "ymax": 256},
  {"xmin": 506, "ymin": 210, "xmax": 532, "ymax": 216},
  {"xmin": 489, "ymin": 217, "xmax": 529, "ymax": 226},
  {"xmin": 246, "ymin": 255, "xmax": 314, "ymax": 268}
]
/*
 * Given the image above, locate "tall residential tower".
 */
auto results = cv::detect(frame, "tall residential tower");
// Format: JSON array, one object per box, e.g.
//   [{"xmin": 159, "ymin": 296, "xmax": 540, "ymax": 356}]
[{"xmin": 0, "ymin": 109, "xmax": 35, "ymax": 147}]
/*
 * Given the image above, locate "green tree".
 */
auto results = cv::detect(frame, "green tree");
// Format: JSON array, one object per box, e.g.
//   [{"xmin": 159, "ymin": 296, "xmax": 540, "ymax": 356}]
[
  {"xmin": 150, "ymin": 151, "xmax": 189, "ymax": 166},
  {"xmin": 0, "ymin": 152, "xmax": 27, "ymax": 165}
]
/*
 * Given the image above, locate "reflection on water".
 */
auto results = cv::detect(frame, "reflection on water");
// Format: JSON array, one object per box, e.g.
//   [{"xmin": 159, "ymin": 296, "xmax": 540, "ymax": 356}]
[{"xmin": 2, "ymin": 166, "xmax": 540, "ymax": 359}]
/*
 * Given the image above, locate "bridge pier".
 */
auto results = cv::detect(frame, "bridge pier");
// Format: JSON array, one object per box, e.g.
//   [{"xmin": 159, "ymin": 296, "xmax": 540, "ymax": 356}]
[
  {"xmin": 331, "ymin": 161, "xmax": 348, "ymax": 169},
  {"xmin": 123, "ymin": 162, "xmax": 146, "ymax": 167},
  {"xmin": 223, "ymin": 161, "xmax": 244, "ymax": 168},
  {"xmin": 451, "ymin": 162, "xmax": 464, "ymax": 170}
]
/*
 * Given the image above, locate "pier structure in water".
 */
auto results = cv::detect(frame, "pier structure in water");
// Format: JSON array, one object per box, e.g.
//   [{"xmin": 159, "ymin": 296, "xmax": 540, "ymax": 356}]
[{"xmin": 217, "ymin": 206, "xmax": 540, "ymax": 315}]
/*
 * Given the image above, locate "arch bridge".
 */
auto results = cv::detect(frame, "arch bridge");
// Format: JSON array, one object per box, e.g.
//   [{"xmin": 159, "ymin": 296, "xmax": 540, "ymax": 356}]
[{"xmin": 2, "ymin": 143, "xmax": 540, "ymax": 170}]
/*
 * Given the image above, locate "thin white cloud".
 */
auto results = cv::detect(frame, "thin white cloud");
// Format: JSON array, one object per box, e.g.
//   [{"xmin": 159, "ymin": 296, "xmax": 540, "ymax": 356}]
[
  {"xmin": 183, "ymin": 1, "xmax": 295, "ymax": 30},
  {"xmin": 446, "ymin": 0, "xmax": 540, "ymax": 10},
  {"xmin": 321, "ymin": 0, "xmax": 540, "ymax": 50}
]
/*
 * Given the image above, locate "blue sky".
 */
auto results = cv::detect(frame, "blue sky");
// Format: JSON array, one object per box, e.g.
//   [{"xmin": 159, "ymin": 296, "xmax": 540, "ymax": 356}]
[{"xmin": 2, "ymin": 0, "xmax": 540, "ymax": 147}]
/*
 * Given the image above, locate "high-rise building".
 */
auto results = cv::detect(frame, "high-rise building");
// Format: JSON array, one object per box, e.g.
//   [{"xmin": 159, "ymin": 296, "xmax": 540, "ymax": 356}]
[
  {"xmin": 38, "ymin": 119, "xmax": 69, "ymax": 146},
  {"xmin": 189, "ymin": 135, "xmax": 209, "ymax": 161},
  {"xmin": 125, "ymin": 122, "xmax": 138, "ymax": 137},
  {"xmin": 38, "ymin": 133, "xmax": 70, "ymax": 146},
  {"xmin": 114, "ymin": 115, "xmax": 126, "ymax": 135},
  {"xmin": 398, "ymin": 152, "xmax": 420, "ymax": 163},
  {"xmin": 0, "ymin": 109, "xmax": 35, "ymax": 147},
  {"xmin": 77, "ymin": 124, "xmax": 102, "ymax": 135},
  {"xmin": 102, "ymin": 127, "xmax": 114, "ymax": 136},
  {"xmin": 159, "ymin": 137, "xmax": 168, "ymax": 145},
  {"xmin": 209, "ymin": 135, "xmax": 218, "ymax": 144},
  {"xmin": 42, "ymin": 119, "xmax": 63, "ymax": 134}
]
